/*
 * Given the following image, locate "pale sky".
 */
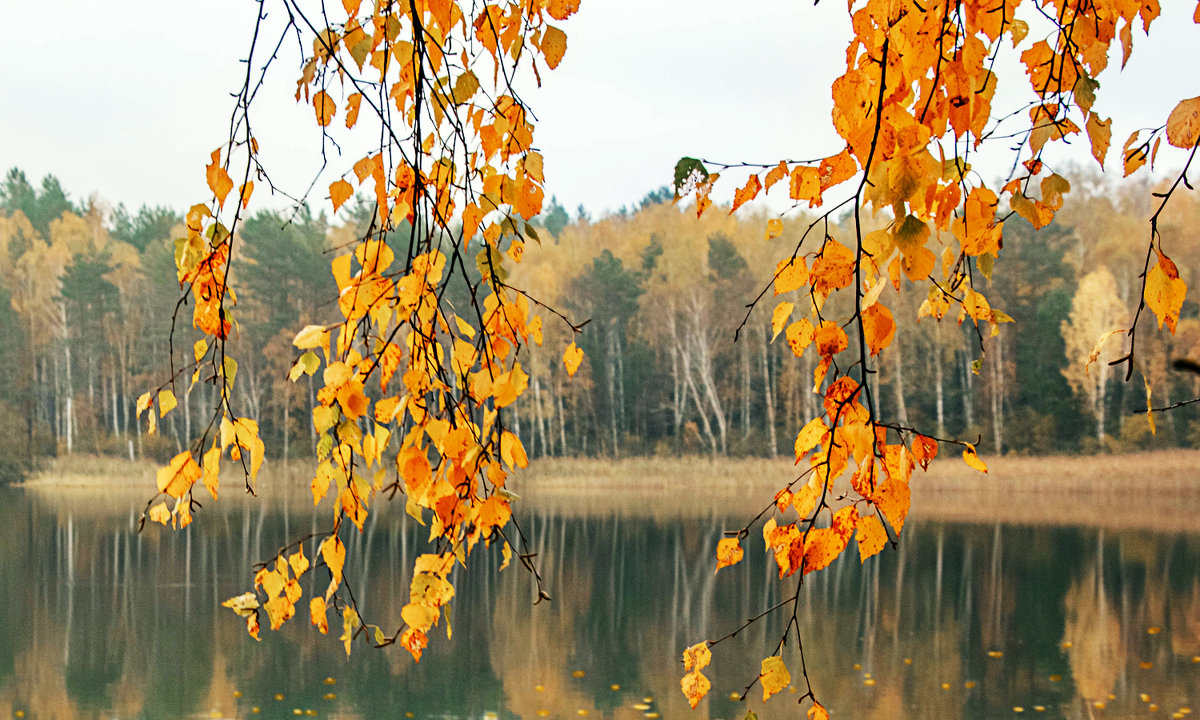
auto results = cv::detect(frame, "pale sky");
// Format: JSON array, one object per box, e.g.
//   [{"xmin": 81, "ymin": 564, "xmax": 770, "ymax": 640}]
[{"xmin": 2, "ymin": 1, "xmax": 1196, "ymax": 220}]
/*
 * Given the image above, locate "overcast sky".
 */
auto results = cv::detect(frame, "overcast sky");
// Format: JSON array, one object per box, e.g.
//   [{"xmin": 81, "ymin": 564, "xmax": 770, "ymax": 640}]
[{"xmin": 2, "ymin": 1, "xmax": 1196, "ymax": 220}]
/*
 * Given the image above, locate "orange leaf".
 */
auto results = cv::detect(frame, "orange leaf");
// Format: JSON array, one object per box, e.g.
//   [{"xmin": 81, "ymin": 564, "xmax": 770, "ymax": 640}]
[
  {"xmin": 345, "ymin": 92, "xmax": 363, "ymax": 129},
  {"xmin": 314, "ymin": 90, "xmax": 336, "ymax": 126},
  {"xmin": 809, "ymin": 702, "xmax": 831, "ymax": 720},
  {"xmin": 771, "ymin": 301, "xmax": 794, "ymax": 341},
  {"xmin": 912, "ymin": 434, "xmax": 938, "ymax": 470},
  {"xmin": 862, "ymin": 302, "xmax": 895, "ymax": 355},
  {"xmin": 793, "ymin": 417, "xmax": 828, "ymax": 457},
  {"xmin": 1086, "ymin": 113, "xmax": 1112, "ymax": 167},
  {"xmin": 760, "ymin": 656, "xmax": 791, "ymax": 702},
  {"xmin": 716, "ymin": 537, "xmax": 744, "ymax": 571},
  {"xmin": 310, "ymin": 596, "xmax": 329, "ymax": 634},
  {"xmin": 157, "ymin": 451, "xmax": 201, "ymax": 499},
  {"xmin": 563, "ymin": 341, "xmax": 583, "ymax": 377},
  {"xmin": 239, "ymin": 181, "xmax": 254, "ymax": 210},
  {"xmin": 330, "ymin": 178, "xmax": 354, "ymax": 214},
  {"xmin": 731, "ymin": 174, "xmax": 762, "ymax": 213},
  {"xmin": 541, "ymin": 25, "xmax": 567, "ymax": 69},
  {"xmin": 683, "ymin": 641, "xmax": 712, "ymax": 671},
  {"xmin": 205, "ymin": 149, "xmax": 233, "ymax": 208},
  {"xmin": 774, "ymin": 257, "xmax": 808, "ymax": 295},
  {"xmin": 681, "ymin": 670, "xmax": 711, "ymax": 709},
  {"xmin": 1167, "ymin": 96, "xmax": 1200, "ymax": 149},
  {"xmin": 856, "ymin": 513, "xmax": 888, "ymax": 562},
  {"xmin": 803, "ymin": 505, "xmax": 858, "ymax": 574},
  {"xmin": 1145, "ymin": 250, "xmax": 1187, "ymax": 333},
  {"xmin": 320, "ymin": 535, "xmax": 346, "ymax": 587},
  {"xmin": 765, "ymin": 218, "xmax": 784, "ymax": 240}
]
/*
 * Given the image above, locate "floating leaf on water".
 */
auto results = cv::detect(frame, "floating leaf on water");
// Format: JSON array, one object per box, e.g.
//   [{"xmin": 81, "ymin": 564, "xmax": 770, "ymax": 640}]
[
  {"xmin": 1140, "ymin": 661, "xmax": 1154, "ymax": 669},
  {"xmin": 1049, "ymin": 675, "xmax": 1062, "ymax": 682},
  {"xmin": 941, "ymin": 683, "xmax": 951, "ymax": 690},
  {"xmin": 572, "ymin": 670, "xmax": 586, "ymax": 678},
  {"xmin": 965, "ymin": 681, "xmax": 976, "ymax": 689},
  {"xmin": 610, "ymin": 684, "xmax": 621, "ymax": 691},
  {"xmin": 1148, "ymin": 626, "xmax": 1162, "ymax": 634},
  {"xmin": 904, "ymin": 658, "xmax": 913, "ymax": 665},
  {"xmin": 864, "ymin": 678, "xmax": 876, "ymax": 687},
  {"xmin": 324, "ymin": 677, "xmax": 337, "ymax": 685},
  {"xmin": 274, "ymin": 694, "xmax": 285, "ymax": 701}
]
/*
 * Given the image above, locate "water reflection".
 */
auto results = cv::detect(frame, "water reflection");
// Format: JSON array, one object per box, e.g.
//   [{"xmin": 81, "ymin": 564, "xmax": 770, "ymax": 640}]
[{"xmin": 2, "ymin": 487, "xmax": 1199, "ymax": 719}]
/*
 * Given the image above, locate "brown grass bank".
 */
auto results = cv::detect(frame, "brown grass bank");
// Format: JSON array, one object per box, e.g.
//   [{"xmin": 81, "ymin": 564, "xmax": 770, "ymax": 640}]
[{"xmin": 21, "ymin": 450, "xmax": 1200, "ymax": 532}]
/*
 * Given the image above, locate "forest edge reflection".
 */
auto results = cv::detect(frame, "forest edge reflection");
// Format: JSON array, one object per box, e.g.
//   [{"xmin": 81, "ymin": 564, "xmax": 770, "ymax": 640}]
[{"xmin": 4, "ymin": 455, "xmax": 1200, "ymax": 719}]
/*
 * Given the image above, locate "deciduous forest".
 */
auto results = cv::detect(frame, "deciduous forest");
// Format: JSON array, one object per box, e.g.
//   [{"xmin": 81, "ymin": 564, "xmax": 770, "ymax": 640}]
[{"xmin": 3, "ymin": 169, "xmax": 1199, "ymax": 479}]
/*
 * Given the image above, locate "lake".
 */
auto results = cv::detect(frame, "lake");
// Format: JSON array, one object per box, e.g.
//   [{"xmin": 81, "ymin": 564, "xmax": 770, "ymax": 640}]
[{"xmin": 2, "ymin": 481, "xmax": 1199, "ymax": 719}]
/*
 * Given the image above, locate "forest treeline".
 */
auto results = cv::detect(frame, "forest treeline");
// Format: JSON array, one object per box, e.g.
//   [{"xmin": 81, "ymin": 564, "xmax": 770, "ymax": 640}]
[{"xmin": 1, "ymin": 167, "xmax": 1198, "ymax": 480}]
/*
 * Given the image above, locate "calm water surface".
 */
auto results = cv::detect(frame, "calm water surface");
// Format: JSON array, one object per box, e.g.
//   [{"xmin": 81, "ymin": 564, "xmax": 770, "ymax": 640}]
[{"xmin": 2, "ymin": 485, "xmax": 1199, "ymax": 720}]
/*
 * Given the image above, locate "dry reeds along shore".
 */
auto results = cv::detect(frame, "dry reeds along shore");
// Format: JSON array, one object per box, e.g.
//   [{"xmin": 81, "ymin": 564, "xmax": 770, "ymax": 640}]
[{"xmin": 22, "ymin": 450, "xmax": 1200, "ymax": 532}]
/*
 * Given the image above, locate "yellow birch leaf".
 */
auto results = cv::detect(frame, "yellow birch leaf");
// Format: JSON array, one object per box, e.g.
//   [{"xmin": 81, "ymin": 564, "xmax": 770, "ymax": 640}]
[
  {"xmin": 760, "ymin": 656, "xmax": 791, "ymax": 702},
  {"xmin": 771, "ymin": 301, "xmax": 794, "ymax": 341},
  {"xmin": 202, "ymin": 446, "xmax": 221, "ymax": 500},
  {"xmin": 766, "ymin": 218, "xmax": 784, "ymax": 240},
  {"xmin": 803, "ymin": 505, "xmax": 859, "ymax": 574},
  {"xmin": 793, "ymin": 417, "xmax": 828, "ymax": 457},
  {"xmin": 330, "ymin": 179, "xmax": 354, "ymax": 214},
  {"xmin": 310, "ymin": 596, "xmax": 329, "ymax": 634},
  {"xmin": 239, "ymin": 181, "xmax": 253, "ymax": 209},
  {"xmin": 774, "ymin": 257, "xmax": 808, "ymax": 295},
  {"xmin": 206, "ymin": 149, "xmax": 233, "ymax": 208},
  {"xmin": 321, "ymin": 535, "xmax": 346, "ymax": 588},
  {"xmin": 500, "ymin": 430, "xmax": 528, "ymax": 469},
  {"xmin": 158, "ymin": 389, "xmax": 177, "ymax": 418},
  {"xmin": 148, "ymin": 501, "xmax": 170, "ymax": 525},
  {"xmin": 314, "ymin": 90, "xmax": 336, "ymax": 126},
  {"xmin": 1086, "ymin": 113, "xmax": 1112, "ymax": 167},
  {"xmin": 731, "ymin": 174, "xmax": 762, "ymax": 213},
  {"xmin": 500, "ymin": 541, "xmax": 513, "ymax": 570},
  {"xmin": 345, "ymin": 92, "xmax": 362, "ymax": 128},
  {"xmin": 222, "ymin": 592, "xmax": 260, "ymax": 617},
  {"xmin": 856, "ymin": 513, "xmax": 888, "ymax": 562},
  {"xmin": 715, "ymin": 537, "xmax": 744, "ymax": 571},
  {"xmin": 809, "ymin": 702, "xmax": 831, "ymax": 720},
  {"xmin": 563, "ymin": 341, "xmax": 583, "ymax": 377},
  {"xmin": 157, "ymin": 451, "xmax": 201, "ymax": 498},
  {"xmin": 683, "ymin": 641, "xmax": 712, "ymax": 671},
  {"xmin": 289, "ymin": 546, "xmax": 310, "ymax": 578},
  {"xmin": 1145, "ymin": 251, "xmax": 1187, "ymax": 333},
  {"xmin": 541, "ymin": 25, "xmax": 567, "ymax": 69},
  {"xmin": 1167, "ymin": 96, "xmax": 1200, "ymax": 149},
  {"xmin": 681, "ymin": 670, "xmax": 711, "ymax": 709},
  {"xmin": 963, "ymin": 444, "xmax": 988, "ymax": 473},
  {"xmin": 294, "ymin": 324, "xmax": 329, "ymax": 350},
  {"xmin": 341, "ymin": 605, "xmax": 360, "ymax": 657}
]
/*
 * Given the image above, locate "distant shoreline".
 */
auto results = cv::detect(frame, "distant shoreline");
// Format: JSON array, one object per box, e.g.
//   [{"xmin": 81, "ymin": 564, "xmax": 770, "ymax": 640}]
[{"xmin": 20, "ymin": 449, "xmax": 1200, "ymax": 532}]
